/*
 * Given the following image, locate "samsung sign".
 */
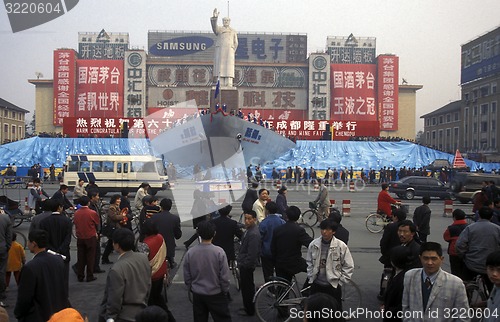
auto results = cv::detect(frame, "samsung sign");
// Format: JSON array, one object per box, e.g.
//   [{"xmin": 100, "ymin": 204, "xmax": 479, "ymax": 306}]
[{"xmin": 150, "ymin": 36, "xmax": 214, "ymax": 56}]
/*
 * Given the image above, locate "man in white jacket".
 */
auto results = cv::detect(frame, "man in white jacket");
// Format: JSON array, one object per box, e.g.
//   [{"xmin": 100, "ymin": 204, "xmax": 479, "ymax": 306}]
[{"xmin": 306, "ymin": 219, "xmax": 354, "ymax": 309}]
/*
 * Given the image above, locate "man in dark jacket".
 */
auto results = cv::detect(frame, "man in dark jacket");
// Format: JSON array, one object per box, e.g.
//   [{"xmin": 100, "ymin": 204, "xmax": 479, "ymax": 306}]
[
  {"xmin": 51, "ymin": 184, "xmax": 74, "ymax": 211},
  {"xmin": 150, "ymin": 198, "xmax": 182, "ymax": 268},
  {"xmin": 413, "ymin": 196, "xmax": 431, "ymax": 243},
  {"xmin": 378, "ymin": 209, "xmax": 407, "ymax": 300},
  {"xmin": 211, "ymin": 204, "xmax": 243, "ymax": 264},
  {"xmin": 237, "ymin": 210, "xmax": 261, "ymax": 316},
  {"xmin": 271, "ymin": 206, "xmax": 313, "ymax": 282},
  {"xmin": 241, "ymin": 182, "xmax": 259, "ymax": 213},
  {"xmin": 39, "ymin": 199, "xmax": 72, "ymax": 292},
  {"xmin": 15, "ymin": 229, "xmax": 70, "ymax": 321}
]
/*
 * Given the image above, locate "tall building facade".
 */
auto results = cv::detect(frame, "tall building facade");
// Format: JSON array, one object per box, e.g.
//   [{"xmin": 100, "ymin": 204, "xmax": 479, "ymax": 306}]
[{"xmin": 422, "ymin": 26, "xmax": 500, "ymax": 161}]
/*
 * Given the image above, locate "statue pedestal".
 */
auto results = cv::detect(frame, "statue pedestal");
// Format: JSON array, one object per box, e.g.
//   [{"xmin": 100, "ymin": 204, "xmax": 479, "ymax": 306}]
[{"xmin": 210, "ymin": 87, "xmax": 239, "ymax": 113}]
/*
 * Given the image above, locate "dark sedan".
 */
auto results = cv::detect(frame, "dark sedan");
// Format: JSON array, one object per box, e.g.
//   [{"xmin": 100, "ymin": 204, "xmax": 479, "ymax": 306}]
[{"xmin": 389, "ymin": 176, "xmax": 452, "ymax": 200}]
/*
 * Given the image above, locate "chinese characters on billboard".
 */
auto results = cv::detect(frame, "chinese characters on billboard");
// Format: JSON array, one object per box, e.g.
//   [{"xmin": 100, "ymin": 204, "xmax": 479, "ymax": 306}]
[
  {"xmin": 330, "ymin": 64, "xmax": 377, "ymax": 122},
  {"xmin": 75, "ymin": 60, "xmax": 124, "ymax": 118},
  {"xmin": 124, "ymin": 51, "xmax": 146, "ymax": 118},
  {"xmin": 308, "ymin": 53, "xmax": 330, "ymax": 120},
  {"xmin": 377, "ymin": 55, "xmax": 399, "ymax": 130},
  {"xmin": 53, "ymin": 49, "xmax": 77, "ymax": 126}
]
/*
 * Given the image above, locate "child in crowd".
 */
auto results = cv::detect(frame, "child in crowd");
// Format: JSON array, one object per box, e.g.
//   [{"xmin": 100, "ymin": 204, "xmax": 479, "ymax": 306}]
[{"xmin": 6, "ymin": 232, "xmax": 26, "ymax": 286}]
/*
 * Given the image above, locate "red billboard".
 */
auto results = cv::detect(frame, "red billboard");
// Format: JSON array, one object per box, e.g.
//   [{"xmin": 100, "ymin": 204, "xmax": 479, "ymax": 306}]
[
  {"xmin": 377, "ymin": 55, "xmax": 399, "ymax": 130},
  {"xmin": 330, "ymin": 64, "xmax": 377, "ymax": 122},
  {"xmin": 75, "ymin": 60, "xmax": 124, "ymax": 118},
  {"xmin": 64, "ymin": 117, "xmax": 146, "ymax": 138},
  {"xmin": 53, "ymin": 49, "xmax": 77, "ymax": 126}
]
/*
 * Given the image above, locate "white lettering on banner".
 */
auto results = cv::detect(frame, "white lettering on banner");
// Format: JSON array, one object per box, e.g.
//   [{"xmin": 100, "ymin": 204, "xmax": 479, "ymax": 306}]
[
  {"xmin": 90, "ymin": 118, "xmax": 101, "ymax": 128},
  {"xmin": 276, "ymin": 121, "xmax": 287, "ymax": 130},
  {"xmin": 156, "ymin": 42, "xmax": 207, "ymax": 51},
  {"xmin": 105, "ymin": 119, "xmax": 116, "ymax": 128},
  {"xmin": 333, "ymin": 97, "xmax": 375, "ymax": 115},
  {"xmin": 76, "ymin": 119, "xmax": 87, "ymax": 127}
]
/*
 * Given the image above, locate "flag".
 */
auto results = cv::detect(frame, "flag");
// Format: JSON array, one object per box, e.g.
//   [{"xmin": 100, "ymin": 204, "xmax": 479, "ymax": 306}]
[{"xmin": 214, "ymin": 78, "xmax": 220, "ymax": 99}]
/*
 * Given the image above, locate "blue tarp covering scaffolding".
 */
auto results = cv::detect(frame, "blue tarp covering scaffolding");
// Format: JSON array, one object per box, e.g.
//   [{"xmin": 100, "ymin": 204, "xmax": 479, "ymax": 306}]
[{"xmin": 0, "ymin": 137, "xmax": 499, "ymax": 172}]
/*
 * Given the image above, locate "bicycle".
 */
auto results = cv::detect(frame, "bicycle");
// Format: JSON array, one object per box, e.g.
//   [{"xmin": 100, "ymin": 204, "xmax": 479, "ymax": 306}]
[
  {"xmin": 365, "ymin": 204, "xmax": 406, "ymax": 233},
  {"xmin": 13, "ymin": 229, "xmax": 27, "ymax": 249},
  {"xmin": 253, "ymin": 275, "xmax": 361, "ymax": 322},
  {"xmin": 465, "ymin": 274, "xmax": 490, "ymax": 313},
  {"xmin": 230, "ymin": 236, "xmax": 242, "ymax": 291},
  {"xmin": 365, "ymin": 212, "xmax": 392, "ymax": 233},
  {"xmin": 301, "ymin": 201, "xmax": 330, "ymax": 227},
  {"xmin": 298, "ymin": 222, "xmax": 315, "ymax": 239}
]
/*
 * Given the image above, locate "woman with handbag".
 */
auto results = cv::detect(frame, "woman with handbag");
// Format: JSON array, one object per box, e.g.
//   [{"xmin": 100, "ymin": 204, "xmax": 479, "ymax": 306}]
[{"xmin": 101, "ymin": 194, "xmax": 128, "ymax": 264}]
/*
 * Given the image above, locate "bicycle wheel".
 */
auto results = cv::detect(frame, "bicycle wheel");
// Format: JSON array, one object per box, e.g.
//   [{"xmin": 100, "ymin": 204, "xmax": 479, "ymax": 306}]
[
  {"xmin": 302, "ymin": 210, "xmax": 318, "ymax": 227},
  {"xmin": 14, "ymin": 230, "xmax": 27, "ymax": 249},
  {"xmin": 466, "ymin": 283, "xmax": 487, "ymax": 309},
  {"xmin": 365, "ymin": 213, "xmax": 385, "ymax": 233},
  {"xmin": 254, "ymin": 280, "xmax": 299, "ymax": 322},
  {"xmin": 298, "ymin": 223, "xmax": 315, "ymax": 239},
  {"xmin": 342, "ymin": 280, "xmax": 362, "ymax": 321}
]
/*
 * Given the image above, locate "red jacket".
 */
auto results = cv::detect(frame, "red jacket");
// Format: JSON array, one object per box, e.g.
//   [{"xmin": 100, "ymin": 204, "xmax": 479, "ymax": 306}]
[
  {"xmin": 73, "ymin": 206, "xmax": 99, "ymax": 239},
  {"xmin": 377, "ymin": 190, "xmax": 398, "ymax": 217}
]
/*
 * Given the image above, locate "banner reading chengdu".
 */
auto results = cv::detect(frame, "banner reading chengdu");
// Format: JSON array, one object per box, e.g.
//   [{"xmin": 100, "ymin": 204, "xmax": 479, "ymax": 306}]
[
  {"xmin": 75, "ymin": 60, "xmax": 124, "ymax": 118},
  {"xmin": 330, "ymin": 64, "xmax": 377, "ymax": 122}
]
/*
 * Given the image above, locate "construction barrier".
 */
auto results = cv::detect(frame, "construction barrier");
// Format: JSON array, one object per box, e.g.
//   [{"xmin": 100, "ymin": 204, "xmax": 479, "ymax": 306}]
[
  {"xmin": 24, "ymin": 197, "xmax": 30, "ymax": 214},
  {"xmin": 349, "ymin": 181, "xmax": 355, "ymax": 192},
  {"xmin": 329, "ymin": 199, "xmax": 336, "ymax": 208},
  {"xmin": 443, "ymin": 199, "xmax": 453, "ymax": 217},
  {"xmin": 342, "ymin": 199, "xmax": 351, "ymax": 217}
]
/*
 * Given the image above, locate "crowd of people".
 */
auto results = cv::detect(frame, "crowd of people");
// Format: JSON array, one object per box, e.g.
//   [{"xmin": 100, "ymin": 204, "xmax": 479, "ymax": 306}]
[{"xmin": 2, "ymin": 175, "xmax": 500, "ymax": 321}]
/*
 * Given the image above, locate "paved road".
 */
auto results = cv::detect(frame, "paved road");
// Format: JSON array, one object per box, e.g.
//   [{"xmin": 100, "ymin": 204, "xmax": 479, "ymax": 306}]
[{"xmin": 2, "ymin": 181, "xmax": 474, "ymax": 321}]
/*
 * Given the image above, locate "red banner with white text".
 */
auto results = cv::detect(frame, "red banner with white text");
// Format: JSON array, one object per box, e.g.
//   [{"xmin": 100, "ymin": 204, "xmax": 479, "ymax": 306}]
[
  {"xmin": 53, "ymin": 49, "xmax": 77, "ymax": 126},
  {"xmin": 377, "ymin": 55, "xmax": 399, "ymax": 130}
]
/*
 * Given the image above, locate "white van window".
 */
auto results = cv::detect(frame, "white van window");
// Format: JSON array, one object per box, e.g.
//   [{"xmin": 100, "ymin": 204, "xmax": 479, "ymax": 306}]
[
  {"xmin": 130, "ymin": 161, "xmax": 155, "ymax": 173},
  {"xmin": 92, "ymin": 161, "xmax": 103, "ymax": 172},
  {"xmin": 68, "ymin": 161, "xmax": 79, "ymax": 171},
  {"xmin": 80, "ymin": 161, "xmax": 90, "ymax": 172},
  {"xmin": 103, "ymin": 161, "xmax": 114, "ymax": 172}
]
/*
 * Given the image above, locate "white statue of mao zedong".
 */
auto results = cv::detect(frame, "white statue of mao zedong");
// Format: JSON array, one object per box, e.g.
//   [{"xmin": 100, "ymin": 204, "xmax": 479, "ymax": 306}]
[{"xmin": 211, "ymin": 8, "xmax": 238, "ymax": 88}]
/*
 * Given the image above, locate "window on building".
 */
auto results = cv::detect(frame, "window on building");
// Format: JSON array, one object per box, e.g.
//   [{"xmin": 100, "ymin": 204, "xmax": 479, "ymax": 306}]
[
  {"xmin": 439, "ymin": 116, "xmax": 444, "ymax": 124},
  {"xmin": 11, "ymin": 125, "xmax": 15, "ymax": 134},
  {"xmin": 3, "ymin": 124, "xmax": 7, "ymax": 133},
  {"xmin": 465, "ymin": 107, "xmax": 469, "ymax": 119},
  {"xmin": 492, "ymin": 102, "xmax": 497, "ymax": 114},
  {"xmin": 493, "ymin": 83, "xmax": 497, "ymax": 94},
  {"xmin": 432, "ymin": 131, "xmax": 436, "ymax": 140},
  {"xmin": 426, "ymin": 118, "xmax": 430, "ymax": 126},
  {"xmin": 481, "ymin": 121, "xmax": 488, "ymax": 132},
  {"xmin": 446, "ymin": 114, "xmax": 451, "ymax": 123},
  {"xmin": 481, "ymin": 86, "xmax": 489, "ymax": 97},
  {"xmin": 454, "ymin": 112, "xmax": 459, "ymax": 121},
  {"xmin": 464, "ymin": 92, "xmax": 470, "ymax": 101},
  {"xmin": 492, "ymin": 120, "xmax": 496, "ymax": 131},
  {"xmin": 454, "ymin": 127, "xmax": 459, "ymax": 138},
  {"xmin": 432, "ymin": 117, "xmax": 436, "ymax": 126},
  {"xmin": 12, "ymin": 112, "xmax": 15, "ymax": 119},
  {"xmin": 439, "ymin": 129, "xmax": 443, "ymax": 139},
  {"xmin": 473, "ymin": 123, "xmax": 477, "ymax": 133},
  {"xmin": 492, "ymin": 138, "xmax": 496, "ymax": 149},
  {"xmin": 3, "ymin": 110, "xmax": 7, "ymax": 117},
  {"xmin": 481, "ymin": 104, "xmax": 488, "ymax": 115},
  {"xmin": 473, "ymin": 106, "xmax": 478, "ymax": 116},
  {"xmin": 426, "ymin": 132, "xmax": 430, "ymax": 142}
]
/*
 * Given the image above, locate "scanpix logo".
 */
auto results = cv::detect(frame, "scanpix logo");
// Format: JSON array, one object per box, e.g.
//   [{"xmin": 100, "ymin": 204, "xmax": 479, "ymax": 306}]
[{"xmin": 4, "ymin": 0, "xmax": 79, "ymax": 33}]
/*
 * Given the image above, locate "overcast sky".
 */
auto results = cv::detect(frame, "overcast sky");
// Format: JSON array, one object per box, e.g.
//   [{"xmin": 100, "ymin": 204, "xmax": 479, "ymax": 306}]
[{"xmin": 1, "ymin": 0, "xmax": 499, "ymax": 133}]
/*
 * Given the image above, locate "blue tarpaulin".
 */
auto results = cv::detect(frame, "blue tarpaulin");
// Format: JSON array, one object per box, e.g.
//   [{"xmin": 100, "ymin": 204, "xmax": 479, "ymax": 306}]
[{"xmin": 0, "ymin": 137, "xmax": 499, "ymax": 173}]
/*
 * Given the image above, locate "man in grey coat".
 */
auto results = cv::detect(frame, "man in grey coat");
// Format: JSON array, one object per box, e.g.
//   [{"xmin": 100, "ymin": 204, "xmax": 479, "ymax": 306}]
[
  {"xmin": 237, "ymin": 210, "xmax": 261, "ymax": 316},
  {"xmin": 99, "ymin": 229, "xmax": 151, "ymax": 322}
]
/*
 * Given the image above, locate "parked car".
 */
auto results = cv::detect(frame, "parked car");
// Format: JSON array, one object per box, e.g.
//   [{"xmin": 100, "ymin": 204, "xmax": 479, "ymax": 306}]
[
  {"xmin": 389, "ymin": 176, "xmax": 451, "ymax": 200},
  {"xmin": 448, "ymin": 172, "xmax": 500, "ymax": 203}
]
